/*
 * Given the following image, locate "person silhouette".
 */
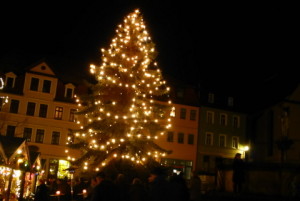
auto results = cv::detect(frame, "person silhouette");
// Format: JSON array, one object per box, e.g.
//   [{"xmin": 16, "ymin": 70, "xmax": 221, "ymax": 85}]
[{"xmin": 232, "ymin": 153, "xmax": 245, "ymax": 194}]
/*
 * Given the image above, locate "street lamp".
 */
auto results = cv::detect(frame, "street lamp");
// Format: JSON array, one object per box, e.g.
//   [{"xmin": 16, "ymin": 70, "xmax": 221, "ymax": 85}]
[{"xmin": 242, "ymin": 146, "xmax": 250, "ymax": 162}]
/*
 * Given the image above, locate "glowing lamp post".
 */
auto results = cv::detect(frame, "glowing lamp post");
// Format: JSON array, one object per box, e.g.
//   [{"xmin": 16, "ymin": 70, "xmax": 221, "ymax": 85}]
[{"xmin": 242, "ymin": 146, "xmax": 250, "ymax": 161}]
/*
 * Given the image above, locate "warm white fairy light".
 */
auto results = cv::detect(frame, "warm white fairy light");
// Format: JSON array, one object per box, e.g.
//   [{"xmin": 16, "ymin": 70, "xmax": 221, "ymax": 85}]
[{"xmin": 66, "ymin": 8, "xmax": 173, "ymax": 169}]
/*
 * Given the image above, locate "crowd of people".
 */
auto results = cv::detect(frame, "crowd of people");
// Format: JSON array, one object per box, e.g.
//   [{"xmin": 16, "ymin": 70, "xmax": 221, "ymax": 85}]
[{"xmin": 34, "ymin": 167, "xmax": 202, "ymax": 201}]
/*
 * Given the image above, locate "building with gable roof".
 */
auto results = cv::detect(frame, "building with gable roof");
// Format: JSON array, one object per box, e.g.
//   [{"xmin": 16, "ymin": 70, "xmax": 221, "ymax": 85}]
[{"xmin": 0, "ymin": 59, "xmax": 83, "ymax": 181}]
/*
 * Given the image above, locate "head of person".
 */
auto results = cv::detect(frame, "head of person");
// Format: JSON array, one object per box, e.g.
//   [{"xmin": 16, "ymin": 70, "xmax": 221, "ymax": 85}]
[
  {"xmin": 132, "ymin": 177, "xmax": 142, "ymax": 185},
  {"xmin": 148, "ymin": 166, "xmax": 165, "ymax": 183},
  {"xmin": 95, "ymin": 171, "xmax": 106, "ymax": 184},
  {"xmin": 38, "ymin": 179, "xmax": 45, "ymax": 185},
  {"xmin": 235, "ymin": 153, "xmax": 242, "ymax": 159}
]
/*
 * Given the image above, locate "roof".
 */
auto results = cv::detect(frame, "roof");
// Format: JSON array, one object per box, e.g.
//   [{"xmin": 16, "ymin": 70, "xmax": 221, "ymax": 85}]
[
  {"xmin": 29, "ymin": 151, "xmax": 41, "ymax": 166},
  {"xmin": 0, "ymin": 135, "xmax": 27, "ymax": 163}
]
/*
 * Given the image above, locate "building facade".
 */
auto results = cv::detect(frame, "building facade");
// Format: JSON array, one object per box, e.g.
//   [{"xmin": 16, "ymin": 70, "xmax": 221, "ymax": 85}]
[
  {"xmin": 156, "ymin": 102, "xmax": 199, "ymax": 179},
  {"xmin": 0, "ymin": 61, "xmax": 81, "ymax": 180},
  {"xmin": 250, "ymin": 84, "xmax": 300, "ymax": 164}
]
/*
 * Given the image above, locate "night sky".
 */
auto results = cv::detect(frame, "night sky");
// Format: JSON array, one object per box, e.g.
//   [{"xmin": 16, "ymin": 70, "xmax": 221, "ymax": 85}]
[{"xmin": 0, "ymin": 0, "xmax": 297, "ymax": 100}]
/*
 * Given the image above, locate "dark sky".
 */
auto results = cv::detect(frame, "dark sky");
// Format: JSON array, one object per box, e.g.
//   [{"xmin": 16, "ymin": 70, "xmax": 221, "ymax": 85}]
[{"xmin": 0, "ymin": 0, "xmax": 297, "ymax": 97}]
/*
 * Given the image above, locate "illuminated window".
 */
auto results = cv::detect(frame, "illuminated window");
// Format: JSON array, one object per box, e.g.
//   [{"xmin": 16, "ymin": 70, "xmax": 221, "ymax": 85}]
[
  {"xmin": 178, "ymin": 133, "xmax": 184, "ymax": 144},
  {"xmin": 48, "ymin": 159, "xmax": 59, "ymax": 177},
  {"xmin": 205, "ymin": 132, "xmax": 213, "ymax": 145},
  {"xmin": 54, "ymin": 107, "xmax": 63, "ymax": 120},
  {"xmin": 58, "ymin": 160, "xmax": 71, "ymax": 179}
]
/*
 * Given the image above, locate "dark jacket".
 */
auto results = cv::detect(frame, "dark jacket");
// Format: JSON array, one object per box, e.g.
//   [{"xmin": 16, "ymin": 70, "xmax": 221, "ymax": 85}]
[
  {"xmin": 90, "ymin": 179, "xmax": 118, "ymax": 201},
  {"xmin": 34, "ymin": 183, "xmax": 49, "ymax": 201},
  {"xmin": 232, "ymin": 158, "xmax": 245, "ymax": 183}
]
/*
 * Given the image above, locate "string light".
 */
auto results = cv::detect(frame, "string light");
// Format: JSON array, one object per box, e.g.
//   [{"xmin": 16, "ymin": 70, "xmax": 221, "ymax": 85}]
[{"xmin": 66, "ymin": 9, "xmax": 173, "ymax": 170}]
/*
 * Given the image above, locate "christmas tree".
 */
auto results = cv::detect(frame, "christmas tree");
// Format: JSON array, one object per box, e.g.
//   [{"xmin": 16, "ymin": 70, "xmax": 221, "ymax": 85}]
[
  {"xmin": 66, "ymin": 9, "xmax": 174, "ymax": 172},
  {"xmin": 0, "ymin": 77, "xmax": 9, "ymax": 105}
]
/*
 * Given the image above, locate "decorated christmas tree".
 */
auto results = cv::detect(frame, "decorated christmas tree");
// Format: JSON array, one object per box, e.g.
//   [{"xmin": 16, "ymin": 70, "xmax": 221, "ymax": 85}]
[
  {"xmin": 0, "ymin": 77, "xmax": 9, "ymax": 106},
  {"xmin": 66, "ymin": 9, "xmax": 174, "ymax": 172}
]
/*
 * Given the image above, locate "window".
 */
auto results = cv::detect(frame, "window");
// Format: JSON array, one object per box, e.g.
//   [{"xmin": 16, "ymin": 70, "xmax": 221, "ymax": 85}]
[
  {"xmin": 69, "ymin": 109, "xmax": 76, "ymax": 122},
  {"xmin": 42, "ymin": 80, "xmax": 51, "ymax": 93},
  {"xmin": 205, "ymin": 132, "xmax": 213, "ymax": 145},
  {"xmin": 6, "ymin": 77, "xmax": 14, "ymax": 88},
  {"xmin": 66, "ymin": 88, "xmax": 73, "ymax": 98},
  {"xmin": 35, "ymin": 129, "xmax": 45, "ymax": 143},
  {"xmin": 232, "ymin": 136, "xmax": 239, "ymax": 149},
  {"xmin": 206, "ymin": 111, "xmax": 214, "ymax": 124},
  {"xmin": 30, "ymin": 77, "xmax": 39, "ymax": 91},
  {"xmin": 23, "ymin": 128, "xmax": 32, "ymax": 142},
  {"xmin": 188, "ymin": 134, "xmax": 194, "ymax": 145},
  {"xmin": 233, "ymin": 115, "xmax": 240, "ymax": 128},
  {"xmin": 48, "ymin": 159, "xmax": 59, "ymax": 177},
  {"xmin": 180, "ymin": 108, "xmax": 186, "ymax": 119},
  {"xmin": 26, "ymin": 102, "xmax": 36, "ymax": 116},
  {"xmin": 219, "ymin": 135, "xmax": 226, "ymax": 147},
  {"xmin": 167, "ymin": 132, "xmax": 174, "ymax": 142},
  {"xmin": 228, "ymin": 97, "xmax": 234, "ymax": 107},
  {"xmin": 6, "ymin": 125, "xmax": 16, "ymax": 137},
  {"xmin": 39, "ymin": 104, "xmax": 48, "ymax": 118},
  {"xmin": 54, "ymin": 106, "xmax": 63, "ymax": 120},
  {"xmin": 190, "ymin": 110, "xmax": 196, "ymax": 121},
  {"xmin": 9, "ymin": 99, "xmax": 19, "ymax": 113},
  {"xmin": 178, "ymin": 133, "xmax": 184, "ymax": 144},
  {"xmin": 220, "ymin": 113, "xmax": 227, "ymax": 126},
  {"xmin": 51, "ymin": 131, "xmax": 60, "ymax": 145},
  {"xmin": 208, "ymin": 92, "xmax": 215, "ymax": 103}
]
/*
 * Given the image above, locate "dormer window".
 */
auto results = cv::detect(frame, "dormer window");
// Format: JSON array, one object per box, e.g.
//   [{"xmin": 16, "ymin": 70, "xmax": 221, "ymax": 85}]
[
  {"xmin": 65, "ymin": 83, "xmax": 75, "ymax": 99},
  {"xmin": 66, "ymin": 88, "xmax": 73, "ymax": 98},
  {"xmin": 6, "ymin": 77, "xmax": 14, "ymax": 88},
  {"xmin": 208, "ymin": 92, "xmax": 215, "ymax": 104},
  {"xmin": 5, "ymin": 72, "xmax": 16, "ymax": 88},
  {"xmin": 228, "ymin": 97, "xmax": 234, "ymax": 107}
]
